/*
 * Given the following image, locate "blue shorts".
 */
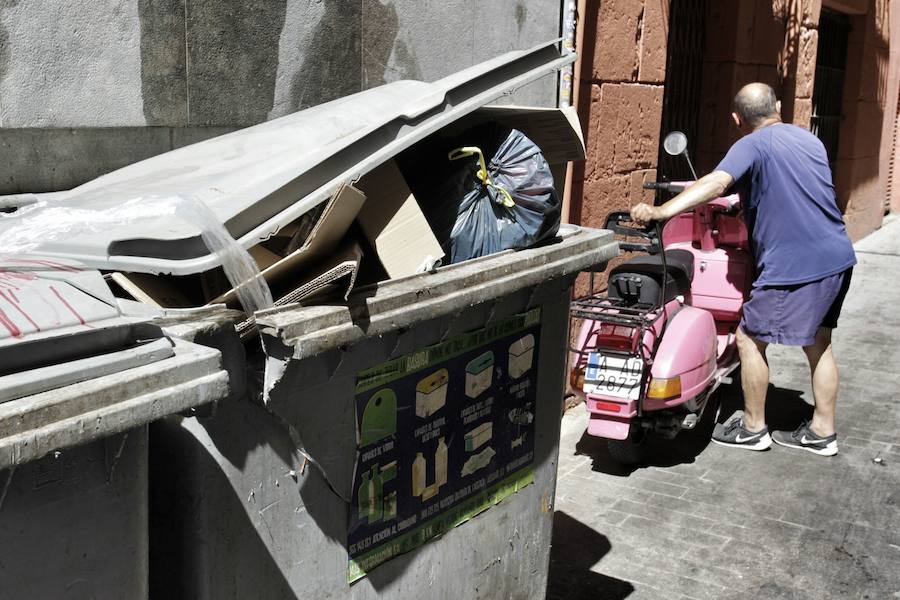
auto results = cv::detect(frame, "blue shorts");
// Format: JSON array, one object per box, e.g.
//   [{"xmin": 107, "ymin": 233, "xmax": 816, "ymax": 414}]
[{"xmin": 741, "ymin": 268, "xmax": 853, "ymax": 346}]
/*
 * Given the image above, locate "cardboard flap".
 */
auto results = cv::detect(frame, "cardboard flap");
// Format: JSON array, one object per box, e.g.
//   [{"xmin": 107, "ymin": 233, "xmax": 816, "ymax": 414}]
[
  {"xmin": 275, "ymin": 240, "xmax": 363, "ymax": 306},
  {"xmin": 235, "ymin": 241, "xmax": 363, "ymax": 338},
  {"xmin": 110, "ymin": 272, "xmax": 192, "ymax": 309},
  {"xmin": 459, "ymin": 105, "xmax": 585, "ymax": 163},
  {"xmin": 356, "ymin": 162, "xmax": 445, "ymax": 279},
  {"xmin": 212, "ymin": 183, "xmax": 366, "ymax": 306}
]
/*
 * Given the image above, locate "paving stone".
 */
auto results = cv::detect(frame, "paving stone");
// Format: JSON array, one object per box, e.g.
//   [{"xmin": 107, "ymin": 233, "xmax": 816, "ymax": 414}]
[
  {"xmin": 612, "ymin": 497, "xmax": 708, "ymax": 528},
  {"xmin": 611, "ymin": 475, "xmax": 690, "ymax": 498},
  {"xmin": 621, "ymin": 514, "xmax": 730, "ymax": 549},
  {"xmin": 601, "ymin": 560, "xmax": 726, "ymax": 600}
]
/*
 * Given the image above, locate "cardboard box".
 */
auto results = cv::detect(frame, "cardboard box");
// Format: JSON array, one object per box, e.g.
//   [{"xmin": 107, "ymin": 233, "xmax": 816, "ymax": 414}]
[{"xmin": 355, "ymin": 161, "xmax": 444, "ymax": 279}]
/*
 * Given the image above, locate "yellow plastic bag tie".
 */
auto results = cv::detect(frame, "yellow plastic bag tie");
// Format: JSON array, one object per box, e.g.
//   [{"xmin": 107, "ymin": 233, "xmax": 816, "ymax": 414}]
[{"xmin": 448, "ymin": 146, "xmax": 515, "ymax": 208}]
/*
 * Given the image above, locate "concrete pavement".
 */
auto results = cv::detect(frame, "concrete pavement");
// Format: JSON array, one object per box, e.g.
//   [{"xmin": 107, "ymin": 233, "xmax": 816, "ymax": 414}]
[{"xmin": 548, "ymin": 216, "xmax": 900, "ymax": 600}]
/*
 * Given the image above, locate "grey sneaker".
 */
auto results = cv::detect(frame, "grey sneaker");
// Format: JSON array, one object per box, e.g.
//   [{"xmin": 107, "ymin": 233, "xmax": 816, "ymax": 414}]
[
  {"xmin": 772, "ymin": 422, "xmax": 838, "ymax": 456},
  {"xmin": 711, "ymin": 417, "xmax": 772, "ymax": 451}
]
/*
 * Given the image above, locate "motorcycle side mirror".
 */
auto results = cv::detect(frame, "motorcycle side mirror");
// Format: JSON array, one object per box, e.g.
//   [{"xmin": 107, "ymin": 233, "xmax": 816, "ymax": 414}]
[
  {"xmin": 662, "ymin": 131, "xmax": 697, "ymax": 180},
  {"xmin": 663, "ymin": 131, "xmax": 689, "ymax": 156}
]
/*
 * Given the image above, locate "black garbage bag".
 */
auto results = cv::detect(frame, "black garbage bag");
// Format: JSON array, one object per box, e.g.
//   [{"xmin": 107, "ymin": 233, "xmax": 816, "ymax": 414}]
[{"xmin": 400, "ymin": 124, "xmax": 560, "ymax": 264}]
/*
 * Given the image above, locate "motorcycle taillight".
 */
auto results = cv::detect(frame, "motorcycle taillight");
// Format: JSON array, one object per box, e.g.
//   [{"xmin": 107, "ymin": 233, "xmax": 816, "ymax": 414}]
[{"xmin": 596, "ymin": 323, "xmax": 637, "ymax": 352}]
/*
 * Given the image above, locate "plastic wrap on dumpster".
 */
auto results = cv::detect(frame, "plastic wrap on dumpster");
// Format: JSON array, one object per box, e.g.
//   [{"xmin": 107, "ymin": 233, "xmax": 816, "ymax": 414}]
[{"xmin": 402, "ymin": 125, "xmax": 560, "ymax": 264}]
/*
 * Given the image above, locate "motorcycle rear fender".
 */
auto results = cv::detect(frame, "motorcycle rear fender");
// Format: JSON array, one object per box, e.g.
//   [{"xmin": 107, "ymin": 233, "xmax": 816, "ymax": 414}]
[{"xmin": 644, "ymin": 305, "xmax": 717, "ymax": 410}]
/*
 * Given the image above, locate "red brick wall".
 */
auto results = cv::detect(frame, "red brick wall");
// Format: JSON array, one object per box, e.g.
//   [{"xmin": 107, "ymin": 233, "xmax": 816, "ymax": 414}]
[
  {"xmin": 696, "ymin": 1, "xmax": 820, "ymax": 173},
  {"xmin": 570, "ymin": 0, "xmax": 668, "ymax": 235},
  {"xmin": 836, "ymin": 1, "xmax": 891, "ymax": 238},
  {"xmin": 887, "ymin": 0, "xmax": 900, "ymax": 214},
  {"xmin": 570, "ymin": 0, "xmax": 895, "ymax": 240},
  {"xmin": 693, "ymin": 0, "xmax": 892, "ymax": 239},
  {"xmin": 568, "ymin": 0, "xmax": 669, "ymax": 299}
]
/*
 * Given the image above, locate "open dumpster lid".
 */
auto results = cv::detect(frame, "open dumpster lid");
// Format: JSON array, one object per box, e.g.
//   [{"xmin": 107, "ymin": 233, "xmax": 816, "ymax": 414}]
[{"xmin": 0, "ymin": 40, "xmax": 574, "ymax": 276}]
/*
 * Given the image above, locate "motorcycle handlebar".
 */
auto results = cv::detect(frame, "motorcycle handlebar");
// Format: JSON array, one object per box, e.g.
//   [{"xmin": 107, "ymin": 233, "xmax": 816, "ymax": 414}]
[
  {"xmin": 642, "ymin": 181, "xmax": 686, "ymax": 193},
  {"xmin": 604, "ymin": 212, "xmax": 661, "ymax": 253}
]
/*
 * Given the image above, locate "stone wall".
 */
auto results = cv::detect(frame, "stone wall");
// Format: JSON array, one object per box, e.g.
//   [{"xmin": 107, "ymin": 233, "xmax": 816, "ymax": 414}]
[
  {"xmin": 835, "ymin": 0, "xmax": 891, "ymax": 239},
  {"xmin": 887, "ymin": 2, "xmax": 900, "ymax": 215},
  {"xmin": 0, "ymin": 0, "xmax": 561, "ymax": 193},
  {"xmin": 696, "ymin": 0, "xmax": 821, "ymax": 173},
  {"xmin": 569, "ymin": 0, "xmax": 668, "ymax": 237},
  {"xmin": 694, "ymin": 0, "xmax": 892, "ymax": 240}
]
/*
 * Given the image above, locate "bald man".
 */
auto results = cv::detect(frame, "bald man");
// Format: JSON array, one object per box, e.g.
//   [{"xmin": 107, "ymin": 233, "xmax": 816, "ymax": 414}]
[{"xmin": 631, "ymin": 83, "xmax": 856, "ymax": 456}]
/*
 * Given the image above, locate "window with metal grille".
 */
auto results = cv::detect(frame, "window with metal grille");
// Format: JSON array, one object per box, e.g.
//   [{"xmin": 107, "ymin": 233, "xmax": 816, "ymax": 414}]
[
  {"xmin": 656, "ymin": 0, "xmax": 707, "ymax": 186},
  {"xmin": 811, "ymin": 9, "xmax": 851, "ymax": 170}
]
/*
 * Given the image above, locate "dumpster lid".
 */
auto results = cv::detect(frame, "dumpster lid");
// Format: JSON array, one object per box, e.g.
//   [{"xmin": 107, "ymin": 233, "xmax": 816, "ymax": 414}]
[
  {"xmin": 0, "ymin": 40, "xmax": 574, "ymax": 276},
  {"xmin": 0, "ymin": 258, "xmax": 231, "ymax": 468},
  {"xmin": 0, "ymin": 256, "xmax": 178, "ymax": 399}
]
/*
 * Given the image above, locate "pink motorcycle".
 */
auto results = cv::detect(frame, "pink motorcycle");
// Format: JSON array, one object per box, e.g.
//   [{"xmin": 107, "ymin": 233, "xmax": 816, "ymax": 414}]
[{"xmin": 569, "ymin": 180, "xmax": 754, "ymax": 464}]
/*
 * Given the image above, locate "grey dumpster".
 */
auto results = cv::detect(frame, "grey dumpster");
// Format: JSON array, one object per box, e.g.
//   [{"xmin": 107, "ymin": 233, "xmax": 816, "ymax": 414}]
[
  {"xmin": 139, "ymin": 41, "xmax": 619, "ymax": 599},
  {"xmin": 0, "ymin": 261, "xmax": 231, "ymax": 600},
  {"xmin": 149, "ymin": 223, "xmax": 616, "ymax": 600}
]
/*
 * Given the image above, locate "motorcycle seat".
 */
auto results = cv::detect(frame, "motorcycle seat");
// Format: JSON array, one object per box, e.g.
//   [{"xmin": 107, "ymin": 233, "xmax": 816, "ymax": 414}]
[{"xmin": 607, "ymin": 249, "xmax": 694, "ymax": 305}]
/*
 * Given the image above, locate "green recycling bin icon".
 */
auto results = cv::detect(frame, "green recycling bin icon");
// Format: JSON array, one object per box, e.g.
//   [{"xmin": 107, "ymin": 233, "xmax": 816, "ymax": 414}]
[{"xmin": 360, "ymin": 388, "xmax": 397, "ymax": 446}]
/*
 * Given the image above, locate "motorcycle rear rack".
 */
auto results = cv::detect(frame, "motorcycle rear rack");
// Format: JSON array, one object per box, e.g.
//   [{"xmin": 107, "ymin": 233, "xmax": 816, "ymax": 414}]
[
  {"xmin": 569, "ymin": 294, "xmax": 665, "ymax": 327},
  {"xmin": 570, "ymin": 294, "xmax": 670, "ymax": 420}
]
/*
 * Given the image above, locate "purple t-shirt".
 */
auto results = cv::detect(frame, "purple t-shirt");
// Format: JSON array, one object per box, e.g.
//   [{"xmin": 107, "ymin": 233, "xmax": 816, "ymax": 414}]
[{"xmin": 715, "ymin": 123, "xmax": 856, "ymax": 286}]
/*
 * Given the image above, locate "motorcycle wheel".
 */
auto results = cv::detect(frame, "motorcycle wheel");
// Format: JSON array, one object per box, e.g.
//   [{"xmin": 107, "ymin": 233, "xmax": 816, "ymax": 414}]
[{"xmin": 607, "ymin": 430, "xmax": 647, "ymax": 465}]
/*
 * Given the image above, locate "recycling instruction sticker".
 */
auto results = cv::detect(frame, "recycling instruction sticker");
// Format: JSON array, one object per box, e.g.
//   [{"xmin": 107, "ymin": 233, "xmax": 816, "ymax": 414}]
[{"xmin": 348, "ymin": 309, "xmax": 541, "ymax": 582}]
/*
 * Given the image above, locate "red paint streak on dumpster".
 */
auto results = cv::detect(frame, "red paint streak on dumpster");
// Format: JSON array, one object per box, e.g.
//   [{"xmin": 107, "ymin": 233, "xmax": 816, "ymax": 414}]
[
  {"xmin": 0, "ymin": 269, "xmax": 36, "ymax": 291},
  {"xmin": 8, "ymin": 259, "xmax": 81, "ymax": 272},
  {"xmin": 0, "ymin": 304, "xmax": 21, "ymax": 337},
  {"xmin": 50, "ymin": 285, "xmax": 86, "ymax": 325},
  {"xmin": 0, "ymin": 289, "xmax": 39, "ymax": 332}
]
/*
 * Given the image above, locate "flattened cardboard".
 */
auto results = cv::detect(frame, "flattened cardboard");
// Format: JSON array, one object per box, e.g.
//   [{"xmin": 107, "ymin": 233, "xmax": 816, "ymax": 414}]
[
  {"xmin": 108, "ymin": 184, "xmax": 366, "ymax": 310},
  {"xmin": 355, "ymin": 161, "xmax": 444, "ymax": 279},
  {"xmin": 450, "ymin": 105, "xmax": 586, "ymax": 164},
  {"xmin": 235, "ymin": 241, "xmax": 363, "ymax": 339},
  {"xmin": 211, "ymin": 183, "xmax": 366, "ymax": 306},
  {"xmin": 274, "ymin": 240, "xmax": 363, "ymax": 306}
]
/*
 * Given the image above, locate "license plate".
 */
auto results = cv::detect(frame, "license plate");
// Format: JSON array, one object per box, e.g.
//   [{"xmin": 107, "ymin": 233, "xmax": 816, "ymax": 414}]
[{"xmin": 583, "ymin": 353, "xmax": 644, "ymax": 400}]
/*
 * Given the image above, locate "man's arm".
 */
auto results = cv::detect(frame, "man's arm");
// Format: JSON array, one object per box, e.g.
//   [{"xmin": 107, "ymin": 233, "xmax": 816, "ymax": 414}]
[{"xmin": 630, "ymin": 170, "xmax": 734, "ymax": 225}]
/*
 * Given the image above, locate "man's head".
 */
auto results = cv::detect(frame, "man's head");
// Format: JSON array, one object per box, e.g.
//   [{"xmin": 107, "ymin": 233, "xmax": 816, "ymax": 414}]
[{"xmin": 732, "ymin": 83, "xmax": 782, "ymax": 133}]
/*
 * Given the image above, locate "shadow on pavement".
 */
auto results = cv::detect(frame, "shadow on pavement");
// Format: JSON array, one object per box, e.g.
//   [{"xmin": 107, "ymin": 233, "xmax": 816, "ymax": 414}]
[
  {"xmin": 574, "ymin": 387, "xmax": 721, "ymax": 476},
  {"xmin": 716, "ymin": 368, "xmax": 813, "ymax": 432},
  {"xmin": 547, "ymin": 511, "xmax": 635, "ymax": 600},
  {"xmin": 571, "ymin": 368, "xmax": 811, "ymax": 476}
]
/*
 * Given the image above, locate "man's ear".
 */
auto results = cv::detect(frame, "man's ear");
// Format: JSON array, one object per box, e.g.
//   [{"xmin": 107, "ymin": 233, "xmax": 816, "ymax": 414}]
[
  {"xmin": 775, "ymin": 100, "xmax": 782, "ymax": 116},
  {"xmin": 731, "ymin": 112, "xmax": 741, "ymax": 128}
]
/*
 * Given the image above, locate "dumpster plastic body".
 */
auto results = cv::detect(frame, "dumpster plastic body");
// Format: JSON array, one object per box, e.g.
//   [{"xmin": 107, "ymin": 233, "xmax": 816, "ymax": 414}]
[{"xmin": 150, "ymin": 225, "xmax": 617, "ymax": 599}]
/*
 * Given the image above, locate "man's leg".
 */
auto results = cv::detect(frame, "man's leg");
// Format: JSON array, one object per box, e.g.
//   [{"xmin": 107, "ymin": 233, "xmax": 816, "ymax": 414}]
[
  {"xmin": 736, "ymin": 326, "xmax": 769, "ymax": 432},
  {"xmin": 771, "ymin": 326, "xmax": 840, "ymax": 456},
  {"xmin": 802, "ymin": 327, "xmax": 838, "ymax": 437},
  {"xmin": 711, "ymin": 327, "xmax": 773, "ymax": 450}
]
